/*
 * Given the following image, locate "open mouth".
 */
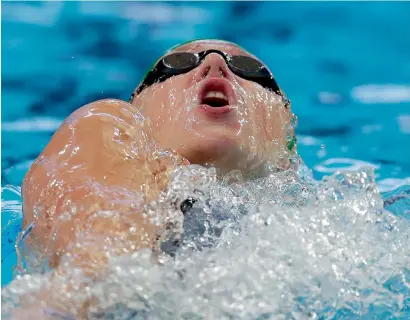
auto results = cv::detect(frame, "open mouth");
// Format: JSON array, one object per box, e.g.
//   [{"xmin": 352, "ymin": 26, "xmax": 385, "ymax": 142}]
[
  {"xmin": 202, "ymin": 91, "xmax": 229, "ymax": 108},
  {"xmin": 199, "ymin": 78, "xmax": 235, "ymax": 109}
]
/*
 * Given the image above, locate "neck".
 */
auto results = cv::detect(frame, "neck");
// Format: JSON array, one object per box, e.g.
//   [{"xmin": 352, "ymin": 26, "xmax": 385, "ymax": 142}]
[{"xmin": 204, "ymin": 159, "xmax": 272, "ymax": 182}]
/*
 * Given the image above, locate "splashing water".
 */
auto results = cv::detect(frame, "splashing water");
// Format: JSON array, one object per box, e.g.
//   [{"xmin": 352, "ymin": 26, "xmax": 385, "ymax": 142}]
[
  {"xmin": 1, "ymin": 59, "xmax": 409, "ymax": 318},
  {"xmin": 2, "ymin": 163, "xmax": 410, "ymax": 319}
]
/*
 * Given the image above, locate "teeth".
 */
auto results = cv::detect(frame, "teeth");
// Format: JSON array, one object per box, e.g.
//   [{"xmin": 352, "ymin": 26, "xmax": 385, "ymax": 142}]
[{"xmin": 204, "ymin": 91, "xmax": 228, "ymax": 100}]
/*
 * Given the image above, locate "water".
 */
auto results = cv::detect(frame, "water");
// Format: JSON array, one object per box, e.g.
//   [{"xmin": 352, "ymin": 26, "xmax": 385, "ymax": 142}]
[
  {"xmin": 2, "ymin": 2, "xmax": 410, "ymax": 319},
  {"xmin": 2, "ymin": 166, "xmax": 410, "ymax": 319}
]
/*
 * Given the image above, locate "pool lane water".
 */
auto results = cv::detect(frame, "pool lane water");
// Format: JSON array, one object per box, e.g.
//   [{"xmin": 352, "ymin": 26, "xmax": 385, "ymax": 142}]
[{"xmin": 2, "ymin": 1, "xmax": 410, "ymax": 289}]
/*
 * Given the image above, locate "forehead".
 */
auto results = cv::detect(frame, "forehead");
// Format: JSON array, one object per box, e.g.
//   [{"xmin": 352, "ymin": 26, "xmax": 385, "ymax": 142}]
[{"xmin": 169, "ymin": 40, "xmax": 258, "ymax": 59}]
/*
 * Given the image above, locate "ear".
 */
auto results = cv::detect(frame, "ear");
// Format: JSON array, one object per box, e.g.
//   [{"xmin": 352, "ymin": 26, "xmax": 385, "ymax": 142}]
[
  {"xmin": 129, "ymin": 92, "xmax": 135, "ymax": 104},
  {"xmin": 282, "ymin": 99, "xmax": 298, "ymax": 154}
]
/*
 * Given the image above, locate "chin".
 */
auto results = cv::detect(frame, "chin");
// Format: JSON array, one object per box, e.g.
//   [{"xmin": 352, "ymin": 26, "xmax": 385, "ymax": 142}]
[{"xmin": 178, "ymin": 132, "xmax": 240, "ymax": 166}]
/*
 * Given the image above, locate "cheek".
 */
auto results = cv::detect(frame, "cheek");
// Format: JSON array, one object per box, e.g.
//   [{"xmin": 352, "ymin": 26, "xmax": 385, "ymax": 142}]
[
  {"xmin": 241, "ymin": 86, "xmax": 291, "ymax": 143},
  {"xmin": 135, "ymin": 81, "xmax": 195, "ymax": 146},
  {"xmin": 138, "ymin": 81, "xmax": 189, "ymax": 121},
  {"xmin": 239, "ymin": 85, "xmax": 275, "ymax": 128}
]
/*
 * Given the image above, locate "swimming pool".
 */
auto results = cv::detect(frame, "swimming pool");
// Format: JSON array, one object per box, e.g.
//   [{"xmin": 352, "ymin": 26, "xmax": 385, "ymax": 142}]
[{"xmin": 2, "ymin": 1, "xmax": 410, "ymax": 317}]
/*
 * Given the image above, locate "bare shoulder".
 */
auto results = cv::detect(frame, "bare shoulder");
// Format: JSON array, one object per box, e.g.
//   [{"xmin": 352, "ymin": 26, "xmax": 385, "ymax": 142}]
[
  {"xmin": 21, "ymin": 98, "xmax": 150, "ymax": 237},
  {"xmin": 26, "ymin": 98, "xmax": 148, "ymax": 167},
  {"xmin": 20, "ymin": 99, "xmax": 160, "ymax": 267},
  {"xmin": 64, "ymin": 99, "xmax": 145, "ymax": 126}
]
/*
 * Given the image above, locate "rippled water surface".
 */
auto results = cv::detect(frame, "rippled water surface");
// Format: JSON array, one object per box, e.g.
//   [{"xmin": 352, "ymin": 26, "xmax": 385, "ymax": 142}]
[
  {"xmin": 2, "ymin": 2, "xmax": 410, "ymax": 319},
  {"xmin": 2, "ymin": 165, "xmax": 410, "ymax": 319}
]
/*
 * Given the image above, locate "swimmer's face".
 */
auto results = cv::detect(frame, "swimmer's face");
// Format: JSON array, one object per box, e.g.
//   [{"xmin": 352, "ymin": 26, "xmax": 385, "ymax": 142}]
[{"xmin": 131, "ymin": 40, "xmax": 295, "ymax": 176}]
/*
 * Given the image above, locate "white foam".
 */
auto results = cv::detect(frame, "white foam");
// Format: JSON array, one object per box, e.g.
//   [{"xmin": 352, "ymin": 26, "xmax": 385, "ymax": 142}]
[
  {"xmin": 314, "ymin": 157, "xmax": 380, "ymax": 174},
  {"xmin": 351, "ymin": 84, "xmax": 410, "ymax": 104},
  {"xmin": 377, "ymin": 177, "xmax": 410, "ymax": 193},
  {"xmin": 1, "ymin": 2, "xmax": 63, "ymax": 26},
  {"xmin": 2, "ymin": 117, "xmax": 63, "ymax": 132},
  {"xmin": 318, "ymin": 91, "xmax": 343, "ymax": 105},
  {"xmin": 298, "ymin": 135, "xmax": 321, "ymax": 146},
  {"xmin": 398, "ymin": 114, "xmax": 410, "ymax": 134},
  {"xmin": 2, "ymin": 167, "xmax": 409, "ymax": 319}
]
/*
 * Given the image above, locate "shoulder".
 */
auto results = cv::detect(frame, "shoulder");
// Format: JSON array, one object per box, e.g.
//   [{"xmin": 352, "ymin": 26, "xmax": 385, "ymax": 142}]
[
  {"xmin": 22, "ymin": 99, "xmax": 149, "ymax": 197},
  {"xmin": 64, "ymin": 99, "xmax": 145, "ymax": 127}
]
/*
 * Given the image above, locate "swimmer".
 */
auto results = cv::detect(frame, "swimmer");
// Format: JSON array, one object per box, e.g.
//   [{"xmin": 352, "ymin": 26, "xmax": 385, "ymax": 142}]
[{"xmin": 17, "ymin": 39, "xmax": 296, "ymax": 318}]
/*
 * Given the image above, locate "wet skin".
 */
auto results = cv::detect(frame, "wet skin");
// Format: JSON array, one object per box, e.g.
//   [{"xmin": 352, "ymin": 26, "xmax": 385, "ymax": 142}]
[{"xmin": 21, "ymin": 39, "xmax": 294, "ymax": 271}]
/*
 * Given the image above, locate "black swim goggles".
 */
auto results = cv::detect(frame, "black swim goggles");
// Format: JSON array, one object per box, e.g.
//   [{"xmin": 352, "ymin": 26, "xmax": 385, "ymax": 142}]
[{"xmin": 130, "ymin": 49, "xmax": 288, "ymax": 104}]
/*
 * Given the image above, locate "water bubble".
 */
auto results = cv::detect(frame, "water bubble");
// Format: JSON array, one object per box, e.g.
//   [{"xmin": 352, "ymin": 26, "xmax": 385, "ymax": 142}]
[{"xmin": 3, "ymin": 77, "xmax": 410, "ymax": 319}]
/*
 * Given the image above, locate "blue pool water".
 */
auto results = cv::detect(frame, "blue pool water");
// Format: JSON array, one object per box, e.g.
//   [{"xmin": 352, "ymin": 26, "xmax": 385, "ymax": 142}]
[{"xmin": 1, "ymin": 1, "xmax": 410, "ymax": 316}]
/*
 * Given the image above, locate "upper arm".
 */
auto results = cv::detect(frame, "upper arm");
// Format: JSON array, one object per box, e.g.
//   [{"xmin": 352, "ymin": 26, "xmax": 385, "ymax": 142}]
[{"xmin": 21, "ymin": 99, "xmax": 159, "ymax": 267}]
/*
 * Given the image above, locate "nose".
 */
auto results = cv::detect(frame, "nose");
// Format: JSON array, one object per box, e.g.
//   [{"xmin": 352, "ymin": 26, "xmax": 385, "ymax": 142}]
[{"xmin": 194, "ymin": 53, "xmax": 234, "ymax": 81}]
